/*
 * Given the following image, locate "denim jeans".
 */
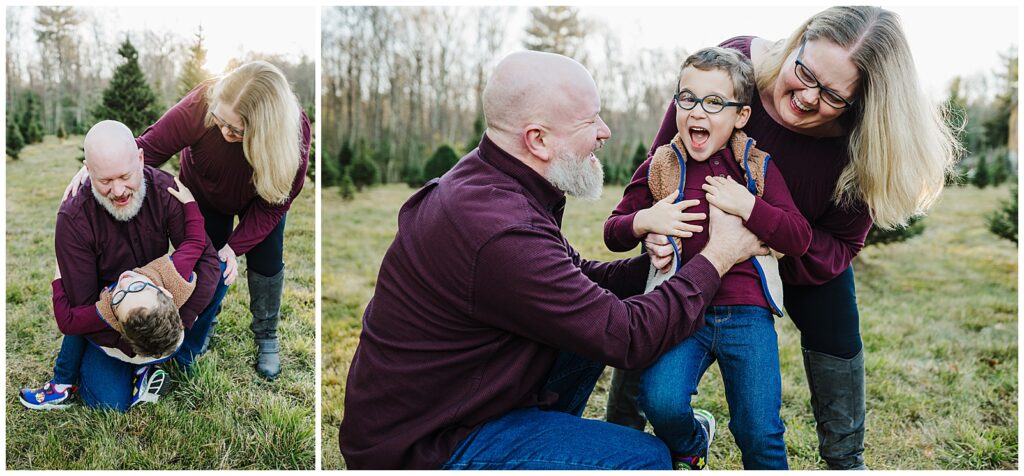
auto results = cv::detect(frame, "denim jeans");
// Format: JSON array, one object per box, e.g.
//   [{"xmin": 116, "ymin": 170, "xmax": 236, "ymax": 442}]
[
  {"xmin": 441, "ymin": 351, "xmax": 673, "ymax": 470},
  {"xmin": 49, "ymin": 267, "xmax": 229, "ymax": 412},
  {"xmin": 639, "ymin": 305, "xmax": 788, "ymax": 469}
]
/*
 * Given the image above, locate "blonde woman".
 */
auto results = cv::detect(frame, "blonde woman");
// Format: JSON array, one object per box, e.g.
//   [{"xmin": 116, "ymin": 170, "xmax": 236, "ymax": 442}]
[
  {"xmin": 66, "ymin": 61, "xmax": 312, "ymax": 380},
  {"xmin": 604, "ymin": 6, "xmax": 959, "ymax": 469}
]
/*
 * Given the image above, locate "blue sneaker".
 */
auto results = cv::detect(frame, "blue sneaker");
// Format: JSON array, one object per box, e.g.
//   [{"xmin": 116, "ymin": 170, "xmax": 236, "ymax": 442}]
[
  {"xmin": 130, "ymin": 366, "xmax": 170, "ymax": 408},
  {"xmin": 19, "ymin": 382, "xmax": 76, "ymax": 410},
  {"xmin": 672, "ymin": 409, "xmax": 716, "ymax": 470}
]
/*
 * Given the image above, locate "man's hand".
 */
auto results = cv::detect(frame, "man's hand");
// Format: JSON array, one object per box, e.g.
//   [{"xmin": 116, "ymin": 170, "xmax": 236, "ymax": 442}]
[
  {"xmin": 219, "ymin": 244, "xmax": 238, "ymax": 285},
  {"xmin": 632, "ymin": 191, "xmax": 705, "ymax": 238},
  {"xmin": 699, "ymin": 205, "xmax": 768, "ymax": 277},
  {"xmin": 166, "ymin": 176, "xmax": 196, "ymax": 204},
  {"xmin": 644, "ymin": 233, "xmax": 675, "ymax": 273},
  {"xmin": 61, "ymin": 165, "xmax": 89, "ymax": 202},
  {"xmin": 703, "ymin": 175, "xmax": 755, "ymax": 220}
]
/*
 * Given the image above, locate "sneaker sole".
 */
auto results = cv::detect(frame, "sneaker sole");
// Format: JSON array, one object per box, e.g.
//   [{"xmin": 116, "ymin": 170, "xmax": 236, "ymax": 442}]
[{"xmin": 18, "ymin": 395, "xmax": 71, "ymax": 411}]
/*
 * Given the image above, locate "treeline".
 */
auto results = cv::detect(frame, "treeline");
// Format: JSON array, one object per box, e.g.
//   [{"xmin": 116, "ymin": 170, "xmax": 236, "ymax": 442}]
[
  {"xmin": 321, "ymin": 6, "xmax": 685, "ymax": 196},
  {"xmin": 6, "ymin": 6, "xmax": 314, "ymax": 159}
]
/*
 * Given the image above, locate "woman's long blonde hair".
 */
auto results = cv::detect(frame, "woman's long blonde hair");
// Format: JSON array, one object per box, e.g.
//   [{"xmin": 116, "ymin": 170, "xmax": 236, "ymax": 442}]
[
  {"xmin": 757, "ymin": 6, "xmax": 962, "ymax": 229},
  {"xmin": 205, "ymin": 61, "xmax": 302, "ymax": 205}
]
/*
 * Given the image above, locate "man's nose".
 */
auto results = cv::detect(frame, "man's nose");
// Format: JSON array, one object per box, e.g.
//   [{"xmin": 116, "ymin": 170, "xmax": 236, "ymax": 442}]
[
  {"xmin": 596, "ymin": 115, "xmax": 611, "ymax": 140},
  {"xmin": 112, "ymin": 181, "xmax": 126, "ymax": 197}
]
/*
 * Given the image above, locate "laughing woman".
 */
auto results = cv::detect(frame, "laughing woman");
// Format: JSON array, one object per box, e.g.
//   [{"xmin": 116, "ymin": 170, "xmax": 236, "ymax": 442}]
[{"xmin": 66, "ymin": 61, "xmax": 312, "ymax": 380}]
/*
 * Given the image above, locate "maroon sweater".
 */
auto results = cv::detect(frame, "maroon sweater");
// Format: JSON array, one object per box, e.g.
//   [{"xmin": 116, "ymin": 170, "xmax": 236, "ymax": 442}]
[
  {"xmin": 339, "ymin": 134, "xmax": 723, "ymax": 469},
  {"xmin": 53, "ymin": 201, "xmax": 207, "ymax": 334},
  {"xmin": 136, "ymin": 83, "xmax": 311, "ymax": 255},
  {"xmin": 53, "ymin": 166, "xmax": 221, "ymax": 356},
  {"xmin": 609, "ymin": 145, "xmax": 810, "ymax": 308},
  {"xmin": 605, "ymin": 36, "xmax": 872, "ymax": 285}
]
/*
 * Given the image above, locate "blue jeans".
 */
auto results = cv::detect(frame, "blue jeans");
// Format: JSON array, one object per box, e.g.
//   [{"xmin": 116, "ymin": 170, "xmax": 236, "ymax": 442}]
[
  {"xmin": 442, "ymin": 351, "xmax": 672, "ymax": 470},
  {"xmin": 639, "ymin": 305, "xmax": 788, "ymax": 469},
  {"xmin": 49, "ymin": 269, "xmax": 230, "ymax": 412}
]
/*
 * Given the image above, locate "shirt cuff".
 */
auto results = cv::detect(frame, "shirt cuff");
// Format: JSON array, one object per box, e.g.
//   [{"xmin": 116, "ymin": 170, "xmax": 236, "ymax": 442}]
[
  {"xmin": 675, "ymin": 254, "xmax": 721, "ymax": 297},
  {"xmin": 744, "ymin": 196, "xmax": 782, "ymax": 242},
  {"xmin": 605, "ymin": 211, "xmax": 642, "ymax": 251}
]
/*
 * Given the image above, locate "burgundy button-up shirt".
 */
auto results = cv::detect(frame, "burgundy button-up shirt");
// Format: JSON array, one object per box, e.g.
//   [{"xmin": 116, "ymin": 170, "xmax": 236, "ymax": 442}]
[
  {"xmin": 339, "ymin": 134, "xmax": 723, "ymax": 469},
  {"xmin": 53, "ymin": 166, "xmax": 221, "ymax": 356}
]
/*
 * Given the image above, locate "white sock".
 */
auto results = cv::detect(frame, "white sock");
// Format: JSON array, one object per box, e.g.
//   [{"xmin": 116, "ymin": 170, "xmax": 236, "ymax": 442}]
[{"xmin": 51, "ymin": 383, "xmax": 72, "ymax": 392}]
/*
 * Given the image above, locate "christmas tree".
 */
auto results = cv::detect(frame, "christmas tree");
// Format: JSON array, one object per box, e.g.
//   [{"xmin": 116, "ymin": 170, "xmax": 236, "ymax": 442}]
[{"xmin": 92, "ymin": 38, "xmax": 161, "ymax": 136}]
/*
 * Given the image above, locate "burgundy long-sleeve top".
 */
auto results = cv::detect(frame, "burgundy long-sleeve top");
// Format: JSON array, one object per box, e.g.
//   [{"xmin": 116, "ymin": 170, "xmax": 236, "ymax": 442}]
[
  {"xmin": 53, "ymin": 201, "xmax": 207, "ymax": 333},
  {"xmin": 606, "ymin": 36, "xmax": 872, "ymax": 286},
  {"xmin": 339, "ymin": 134, "xmax": 723, "ymax": 470},
  {"xmin": 53, "ymin": 166, "xmax": 221, "ymax": 357},
  {"xmin": 135, "ymin": 82, "xmax": 312, "ymax": 255},
  {"xmin": 608, "ymin": 144, "xmax": 810, "ymax": 308}
]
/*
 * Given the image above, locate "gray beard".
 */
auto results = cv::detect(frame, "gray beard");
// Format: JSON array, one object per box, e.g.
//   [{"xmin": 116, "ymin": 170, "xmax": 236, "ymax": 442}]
[
  {"xmin": 92, "ymin": 178, "xmax": 146, "ymax": 222},
  {"xmin": 547, "ymin": 149, "xmax": 604, "ymax": 201}
]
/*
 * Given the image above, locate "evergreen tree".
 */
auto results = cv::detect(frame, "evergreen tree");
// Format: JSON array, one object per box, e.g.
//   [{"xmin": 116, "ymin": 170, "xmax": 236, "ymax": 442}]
[
  {"xmin": 19, "ymin": 91, "xmax": 45, "ymax": 144},
  {"xmin": 523, "ymin": 6, "xmax": 587, "ymax": 59},
  {"xmin": 988, "ymin": 184, "xmax": 1018, "ymax": 243},
  {"xmin": 92, "ymin": 39, "xmax": 161, "ymax": 136},
  {"xmin": 991, "ymin": 150, "xmax": 1012, "ymax": 186},
  {"xmin": 178, "ymin": 26, "xmax": 211, "ymax": 98},
  {"xmin": 339, "ymin": 169, "xmax": 356, "ymax": 201},
  {"xmin": 972, "ymin": 153, "xmax": 991, "ymax": 188},
  {"xmin": 338, "ymin": 139, "xmax": 355, "ymax": 170},
  {"xmin": 423, "ymin": 144, "xmax": 460, "ymax": 181},
  {"xmin": 402, "ymin": 161, "xmax": 424, "ymax": 188},
  {"xmin": 632, "ymin": 143, "xmax": 648, "ymax": 171},
  {"xmin": 321, "ymin": 147, "xmax": 342, "ymax": 187},
  {"xmin": 349, "ymin": 154, "xmax": 380, "ymax": 191},
  {"xmin": 57, "ymin": 122, "xmax": 67, "ymax": 140},
  {"xmin": 865, "ymin": 216, "xmax": 926, "ymax": 246},
  {"xmin": 7, "ymin": 116, "xmax": 26, "ymax": 159},
  {"xmin": 465, "ymin": 113, "xmax": 485, "ymax": 154}
]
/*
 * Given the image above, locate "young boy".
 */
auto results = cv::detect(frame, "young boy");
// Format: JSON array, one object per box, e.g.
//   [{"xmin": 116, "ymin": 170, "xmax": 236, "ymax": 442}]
[
  {"xmin": 20, "ymin": 176, "xmax": 206, "ymax": 410},
  {"xmin": 606, "ymin": 47, "xmax": 812, "ymax": 469}
]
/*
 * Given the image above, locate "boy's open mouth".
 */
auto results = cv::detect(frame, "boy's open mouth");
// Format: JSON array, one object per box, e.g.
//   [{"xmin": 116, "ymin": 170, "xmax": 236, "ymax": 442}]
[{"xmin": 689, "ymin": 126, "xmax": 710, "ymax": 149}]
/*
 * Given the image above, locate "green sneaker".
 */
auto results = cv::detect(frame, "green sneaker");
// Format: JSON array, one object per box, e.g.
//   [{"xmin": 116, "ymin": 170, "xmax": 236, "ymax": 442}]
[{"xmin": 672, "ymin": 409, "xmax": 716, "ymax": 470}]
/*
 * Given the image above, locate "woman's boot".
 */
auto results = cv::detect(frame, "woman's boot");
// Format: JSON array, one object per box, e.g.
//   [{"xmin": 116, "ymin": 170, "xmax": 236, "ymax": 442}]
[
  {"xmin": 802, "ymin": 347, "xmax": 868, "ymax": 470},
  {"xmin": 248, "ymin": 268, "xmax": 284, "ymax": 380}
]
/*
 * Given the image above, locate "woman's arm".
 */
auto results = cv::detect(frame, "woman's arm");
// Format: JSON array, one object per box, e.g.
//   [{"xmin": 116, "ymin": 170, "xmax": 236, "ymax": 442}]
[
  {"xmin": 136, "ymin": 83, "xmax": 211, "ymax": 168},
  {"xmin": 781, "ymin": 203, "xmax": 872, "ymax": 285}
]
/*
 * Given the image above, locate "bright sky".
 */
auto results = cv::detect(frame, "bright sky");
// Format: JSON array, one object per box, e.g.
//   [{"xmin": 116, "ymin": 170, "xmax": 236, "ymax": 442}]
[
  {"xmin": 500, "ymin": 5, "xmax": 1019, "ymax": 102},
  {"xmin": 8, "ymin": 6, "xmax": 317, "ymax": 74}
]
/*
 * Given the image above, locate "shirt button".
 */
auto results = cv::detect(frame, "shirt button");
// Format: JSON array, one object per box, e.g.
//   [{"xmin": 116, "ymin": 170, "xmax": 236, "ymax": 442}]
[
  {"xmin": 719, "ymin": 174, "xmax": 726, "ymax": 177},
  {"xmin": 713, "ymin": 160, "xmax": 720, "ymax": 165}
]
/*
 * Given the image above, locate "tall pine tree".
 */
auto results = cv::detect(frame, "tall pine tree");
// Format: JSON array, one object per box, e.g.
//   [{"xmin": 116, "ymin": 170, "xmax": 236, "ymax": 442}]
[
  {"xmin": 93, "ymin": 39, "xmax": 160, "ymax": 136},
  {"xmin": 523, "ymin": 7, "xmax": 587, "ymax": 59},
  {"xmin": 178, "ymin": 25, "xmax": 211, "ymax": 99}
]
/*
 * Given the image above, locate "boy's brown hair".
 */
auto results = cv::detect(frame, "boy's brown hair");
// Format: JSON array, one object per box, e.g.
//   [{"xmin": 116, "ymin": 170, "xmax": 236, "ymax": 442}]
[
  {"xmin": 679, "ymin": 46, "xmax": 755, "ymax": 105},
  {"xmin": 121, "ymin": 291, "xmax": 183, "ymax": 357}
]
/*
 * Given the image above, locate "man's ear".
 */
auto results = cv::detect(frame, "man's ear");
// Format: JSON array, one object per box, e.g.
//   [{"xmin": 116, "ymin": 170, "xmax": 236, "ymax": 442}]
[
  {"xmin": 136, "ymin": 147, "xmax": 145, "ymax": 165},
  {"xmin": 522, "ymin": 124, "xmax": 551, "ymax": 162},
  {"xmin": 735, "ymin": 105, "xmax": 752, "ymax": 129}
]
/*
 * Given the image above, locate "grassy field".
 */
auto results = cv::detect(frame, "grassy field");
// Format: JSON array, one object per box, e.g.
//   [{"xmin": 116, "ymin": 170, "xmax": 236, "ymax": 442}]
[
  {"xmin": 5, "ymin": 136, "xmax": 316, "ymax": 470},
  {"xmin": 322, "ymin": 178, "xmax": 1018, "ymax": 470}
]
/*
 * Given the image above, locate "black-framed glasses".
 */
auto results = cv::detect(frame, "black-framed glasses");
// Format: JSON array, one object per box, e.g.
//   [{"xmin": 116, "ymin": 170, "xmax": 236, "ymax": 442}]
[
  {"xmin": 210, "ymin": 110, "xmax": 245, "ymax": 137},
  {"xmin": 794, "ymin": 39, "xmax": 855, "ymax": 109},
  {"xmin": 673, "ymin": 90, "xmax": 746, "ymax": 114},
  {"xmin": 111, "ymin": 280, "xmax": 161, "ymax": 306}
]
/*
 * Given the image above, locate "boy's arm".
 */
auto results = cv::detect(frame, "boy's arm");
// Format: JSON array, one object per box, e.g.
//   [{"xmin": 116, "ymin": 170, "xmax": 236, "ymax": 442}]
[
  {"xmin": 743, "ymin": 163, "xmax": 812, "ymax": 257},
  {"xmin": 51, "ymin": 279, "xmax": 112, "ymax": 335},
  {"xmin": 604, "ymin": 157, "xmax": 656, "ymax": 252}
]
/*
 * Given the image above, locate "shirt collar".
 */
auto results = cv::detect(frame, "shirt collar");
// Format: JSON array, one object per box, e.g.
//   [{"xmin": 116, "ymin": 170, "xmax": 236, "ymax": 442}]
[{"xmin": 478, "ymin": 133, "xmax": 566, "ymax": 214}]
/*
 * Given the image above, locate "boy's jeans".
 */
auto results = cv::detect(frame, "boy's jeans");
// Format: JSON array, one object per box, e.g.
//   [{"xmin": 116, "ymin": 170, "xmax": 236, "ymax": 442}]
[
  {"xmin": 639, "ymin": 305, "xmax": 788, "ymax": 469},
  {"xmin": 442, "ymin": 351, "xmax": 673, "ymax": 470},
  {"xmin": 50, "ymin": 269, "xmax": 229, "ymax": 412}
]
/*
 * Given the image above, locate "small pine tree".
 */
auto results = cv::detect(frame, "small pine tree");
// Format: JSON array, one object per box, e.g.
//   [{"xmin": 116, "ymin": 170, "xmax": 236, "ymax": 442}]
[
  {"xmin": 349, "ymin": 156, "xmax": 380, "ymax": 191},
  {"xmin": 6, "ymin": 117, "xmax": 26, "ymax": 159},
  {"xmin": 338, "ymin": 140, "xmax": 354, "ymax": 170},
  {"xmin": 20, "ymin": 92, "xmax": 44, "ymax": 144},
  {"xmin": 56, "ymin": 122, "xmax": 68, "ymax": 140},
  {"xmin": 991, "ymin": 150, "xmax": 1012, "ymax": 186},
  {"xmin": 321, "ymin": 147, "xmax": 342, "ymax": 187},
  {"xmin": 339, "ymin": 169, "xmax": 356, "ymax": 201},
  {"xmin": 402, "ymin": 161, "xmax": 424, "ymax": 188},
  {"xmin": 865, "ymin": 215, "xmax": 926, "ymax": 246},
  {"xmin": 972, "ymin": 153, "xmax": 991, "ymax": 188},
  {"xmin": 465, "ymin": 113, "xmax": 485, "ymax": 153},
  {"xmin": 423, "ymin": 144, "xmax": 460, "ymax": 181},
  {"xmin": 988, "ymin": 183, "xmax": 1018, "ymax": 243},
  {"xmin": 632, "ymin": 143, "xmax": 648, "ymax": 170},
  {"xmin": 92, "ymin": 39, "xmax": 161, "ymax": 136},
  {"xmin": 178, "ymin": 26, "xmax": 211, "ymax": 98}
]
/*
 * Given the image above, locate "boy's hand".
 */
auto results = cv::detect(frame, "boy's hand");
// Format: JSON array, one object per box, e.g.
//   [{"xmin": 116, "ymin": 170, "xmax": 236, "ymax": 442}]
[
  {"xmin": 167, "ymin": 176, "xmax": 195, "ymax": 204},
  {"xmin": 632, "ymin": 190, "xmax": 706, "ymax": 239},
  {"xmin": 703, "ymin": 175, "xmax": 755, "ymax": 221}
]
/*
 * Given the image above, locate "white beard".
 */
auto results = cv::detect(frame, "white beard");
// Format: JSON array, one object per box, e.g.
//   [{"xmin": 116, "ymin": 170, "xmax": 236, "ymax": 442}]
[
  {"xmin": 92, "ymin": 178, "xmax": 146, "ymax": 222},
  {"xmin": 547, "ymin": 149, "xmax": 604, "ymax": 201}
]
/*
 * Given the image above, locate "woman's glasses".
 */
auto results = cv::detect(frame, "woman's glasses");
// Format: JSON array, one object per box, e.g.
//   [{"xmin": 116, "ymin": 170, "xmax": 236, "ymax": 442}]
[{"xmin": 794, "ymin": 39, "xmax": 855, "ymax": 110}]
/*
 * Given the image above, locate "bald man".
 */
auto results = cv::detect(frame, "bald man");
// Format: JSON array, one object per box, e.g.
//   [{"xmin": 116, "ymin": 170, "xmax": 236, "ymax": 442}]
[
  {"xmin": 339, "ymin": 51, "xmax": 765, "ymax": 469},
  {"xmin": 46, "ymin": 120, "xmax": 226, "ymax": 411}
]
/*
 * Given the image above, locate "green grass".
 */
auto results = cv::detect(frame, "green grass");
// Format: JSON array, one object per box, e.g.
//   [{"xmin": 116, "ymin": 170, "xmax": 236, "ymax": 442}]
[
  {"xmin": 322, "ymin": 180, "xmax": 1017, "ymax": 470},
  {"xmin": 6, "ymin": 136, "xmax": 315, "ymax": 470}
]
